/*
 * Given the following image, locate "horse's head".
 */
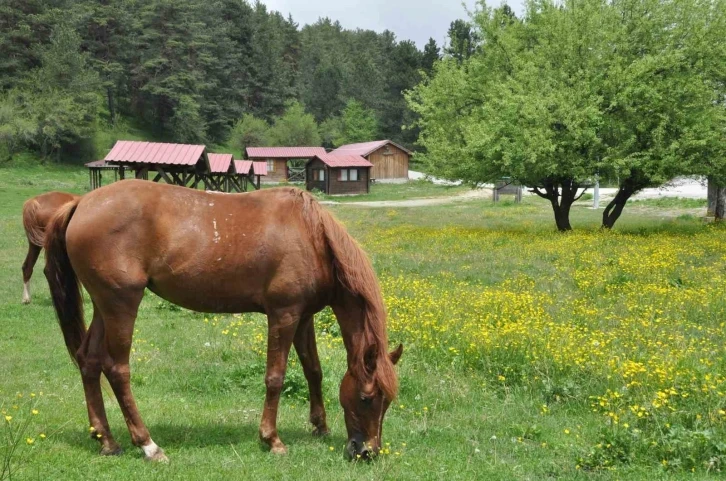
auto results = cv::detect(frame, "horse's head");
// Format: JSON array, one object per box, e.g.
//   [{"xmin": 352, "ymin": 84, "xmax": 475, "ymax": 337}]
[{"xmin": 339, "ymin": 343, "xmax": 403, "ymax": 460}]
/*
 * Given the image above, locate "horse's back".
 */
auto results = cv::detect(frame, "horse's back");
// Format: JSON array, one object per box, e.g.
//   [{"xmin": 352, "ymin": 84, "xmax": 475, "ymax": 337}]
[{"xmin": 66, "ymin": 180, "xmax": 332, "ymax": 313}]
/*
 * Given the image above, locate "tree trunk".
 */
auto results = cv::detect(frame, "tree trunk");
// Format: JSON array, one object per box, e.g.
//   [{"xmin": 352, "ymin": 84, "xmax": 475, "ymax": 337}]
[
  {"xmin": 716, "ymin": 186, "xmax": 726, "ymax": 222},
  {"xmin": 707, "ymin": 177, "xmax": 717, "ymax": 217},
  {"xmin": 553, "ymin": 203, "xmax": 573, "ymax": 231},
  {"xmin": 533, "ymin": 178, "xmax": 581, "ymax": 232},
  {"xmin": 107, "ymin": 87, "xmax": 116, "ymax": 125},
  {"xmin": 602, "ymin": 185, "xmax": 636, "ymax": 229}
]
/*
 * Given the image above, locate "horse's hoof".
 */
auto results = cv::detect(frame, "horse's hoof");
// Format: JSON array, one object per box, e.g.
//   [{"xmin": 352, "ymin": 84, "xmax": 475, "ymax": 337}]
[
  {"xmin": 21, "ymin": 298, "xmax": 30, "ymax": 305},
  {"xmin": 312, "ymin": 426, "xmax": 330, "ymax": 437},
  {"xmin": 143, "ymin": 442, "xmax": 169, "ymax": 463},
  {"xmin": 270, "ymin": 444, "xmax": 288, "ymax": 455},
  {"xmin": 144, "ymin": 449, "xmax": 169, "ymax": 463},
  {"xmin": 100, "ymin": 445, "xmax": 123, "ymax": 456}
]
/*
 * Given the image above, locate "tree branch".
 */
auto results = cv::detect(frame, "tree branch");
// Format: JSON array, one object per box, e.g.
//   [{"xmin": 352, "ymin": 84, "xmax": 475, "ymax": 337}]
[
  {"xmin": 572, "ymin": 187, "xmax": 589, "ymax": 202},
  {"xmin": 529, "ymin": 186, "xmax": 550, "ymax": 199}
]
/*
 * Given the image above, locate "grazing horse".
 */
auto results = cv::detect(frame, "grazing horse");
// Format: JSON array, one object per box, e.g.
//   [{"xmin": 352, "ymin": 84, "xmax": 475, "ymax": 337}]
[
  {"xmin": 44, "ymin": 180, "xmax": 402, "ymax": 462},
  {"xmin": 21, "ymin": 191, "xmax": 80, "ymax": 304}
]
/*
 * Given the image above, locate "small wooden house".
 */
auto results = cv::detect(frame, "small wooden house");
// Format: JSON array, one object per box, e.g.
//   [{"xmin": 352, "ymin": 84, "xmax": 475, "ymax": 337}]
[
  {"xmin": 306, "ymin": 154, "xmax": 373, "ymax": 195},
  {"xmin": 246, "ymin": 146, "xmax": 327, "ymax": 182},
  {"xmin": 331, "ymin": 140, "xmax": 411, "ymax": 180}
]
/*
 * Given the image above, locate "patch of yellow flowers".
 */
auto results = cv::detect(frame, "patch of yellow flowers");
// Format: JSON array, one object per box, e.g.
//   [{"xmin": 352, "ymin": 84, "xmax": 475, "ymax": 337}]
[{"xmin": 367, "ymin": 225, "xmax": 726, "ymax": 449}]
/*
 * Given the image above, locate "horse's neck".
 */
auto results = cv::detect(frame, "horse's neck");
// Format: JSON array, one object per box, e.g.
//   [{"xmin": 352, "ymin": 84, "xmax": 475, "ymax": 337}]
[{"xmin": 331, "ymin": 298, "xmax": 369, "ymax": 366}]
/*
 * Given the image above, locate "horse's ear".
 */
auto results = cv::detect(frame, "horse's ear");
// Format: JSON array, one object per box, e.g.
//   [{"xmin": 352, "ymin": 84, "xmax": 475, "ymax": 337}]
[
  {"xmin": 389, "ymin": 344, "xmax": 403, "ymax": 365},
  {"xmin": 364, "ymin": 344, "xmax": 378, "ymax": 372}
]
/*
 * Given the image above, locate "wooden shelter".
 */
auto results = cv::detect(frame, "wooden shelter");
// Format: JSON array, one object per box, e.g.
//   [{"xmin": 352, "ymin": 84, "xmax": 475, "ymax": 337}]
[
  {"xmin": 207, "ymin": 153, "xmax": 245, "ymax": 192},
  {"xmin": 85, "ymin": 160, "xmax": 126, "ymax": 190},
  {"xmin": 493, "ymin": 179, "xmax": 523, "ymax": 203},
  {"xmin": 104, "ymin": 141, "xmax": 211, "ymax": 189},
  {"xmin": 331, "ymin": 140, "xmax": 410, "ymax": 180},
  {"xmin": 234, "ymin": 160, "xmax": 268, "ymax": 190},
  {"xmin": 246, "ymin": 147, "xmax": 326, "ymax": 182},
  {"xmin": 305, "ymin": 154, "xmax": 372, "ymax": 195}
]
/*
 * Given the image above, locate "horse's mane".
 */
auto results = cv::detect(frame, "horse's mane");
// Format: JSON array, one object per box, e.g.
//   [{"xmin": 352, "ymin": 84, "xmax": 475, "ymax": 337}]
[{"xmin": 291, "ymin": 188, "xmax": 398, "ymax": 400}]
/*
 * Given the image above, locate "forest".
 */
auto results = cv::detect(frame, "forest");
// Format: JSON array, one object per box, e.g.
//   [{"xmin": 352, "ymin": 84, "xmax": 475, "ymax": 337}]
[{"xmin": 0, "ymin": 0, "xmax": 455, "ymax": 162}]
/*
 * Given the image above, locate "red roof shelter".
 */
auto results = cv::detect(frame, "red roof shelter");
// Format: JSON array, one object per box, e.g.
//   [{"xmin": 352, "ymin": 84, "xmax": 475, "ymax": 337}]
[
  {"xmin": 206, "ymin": 153, "xmax": 245, "ymax": 192},
  {"xmin": 104, "ymin": 141, "xmax": 211, "ymax": 189},
  {"xmin": 234, "ymin": 160, "xmax": 268, "ymax": 190}
]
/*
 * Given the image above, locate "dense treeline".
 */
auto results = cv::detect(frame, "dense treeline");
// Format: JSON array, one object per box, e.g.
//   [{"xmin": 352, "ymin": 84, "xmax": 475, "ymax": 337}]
[{"xmin": 0, "ymin": 0, "xmax": 441, "ymax": 161}]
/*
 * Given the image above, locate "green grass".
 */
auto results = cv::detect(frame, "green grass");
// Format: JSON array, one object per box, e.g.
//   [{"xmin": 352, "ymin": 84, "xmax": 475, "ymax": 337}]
[
  {"xmin": 312, "ymin": 179, "xmax": 469, "ymax": 203},
  {"xmin": 0, "ymin": 164, "xmax": 721, "ymax": 480},
  {"xmin": 629, "ymin": 197, "xmax": 708, "ymax": 209}
]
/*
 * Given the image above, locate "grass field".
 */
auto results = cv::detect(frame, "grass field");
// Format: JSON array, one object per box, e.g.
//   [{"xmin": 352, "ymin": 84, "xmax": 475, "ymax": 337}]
[{"xmin": 1, "ymin": 165, "xmax": 725, "ymax": 480}]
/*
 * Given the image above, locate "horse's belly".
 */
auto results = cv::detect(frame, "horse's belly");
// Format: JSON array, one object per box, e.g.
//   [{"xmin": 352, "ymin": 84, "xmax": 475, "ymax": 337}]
[{"xmin": 147, "ymin": 266, "xmax": 267, "ymax": 314}]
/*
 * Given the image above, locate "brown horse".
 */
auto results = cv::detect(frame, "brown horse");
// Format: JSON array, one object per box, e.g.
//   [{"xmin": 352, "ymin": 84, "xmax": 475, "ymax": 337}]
[
  {"xmin": 21, "ymin": 191, "xmax": 80, "ymax": 304},
  {"xmin": 44, "ymin": 179, "xmax": 402, "ymax": 462}
]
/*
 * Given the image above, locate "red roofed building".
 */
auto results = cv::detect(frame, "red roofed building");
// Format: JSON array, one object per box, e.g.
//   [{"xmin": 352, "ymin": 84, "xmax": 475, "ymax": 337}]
[
  {"xmin": 234, "ymin": 160, "xmax": 268, "ymax": 190},
  {"xmin": 306, "ymin": 154, "xmax": 373, "ymax": 195},
  {"xmin": 246, "ymin": 146, "xmax": 327, "ymax": 182},
  {"xmin": 104, "ymin": 140, "xmax": 210, "ymax": 188},
  {"xmin": 331, "ymin": 140, "xmax": 410, "ymax": 180}
]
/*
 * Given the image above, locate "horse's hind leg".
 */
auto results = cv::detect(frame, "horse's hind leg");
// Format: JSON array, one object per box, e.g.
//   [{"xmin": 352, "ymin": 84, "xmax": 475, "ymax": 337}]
[
  {"xmin": 77, "ymin": 305, "xmax": 122, "ymax": 455},
  {"xmin": 259, "ymin": 309, "xmax": 301, "ymax": 454},
  {"xmin": 293, "ymin": 316, "xmax": 329, "ymax": 436},
  {"xmin": 97, "ymin": 288, "xmax": 168, "ymax": 462},
  {"xmin": 21, "ymin": 243, "xmax": 41, "ymax": 304}
]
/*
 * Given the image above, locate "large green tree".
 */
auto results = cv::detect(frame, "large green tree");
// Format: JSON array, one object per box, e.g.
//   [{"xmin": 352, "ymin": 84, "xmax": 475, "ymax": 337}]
[
  {"xmin": 267, "ymin": 101, "xmax": 321, "ymax": 147},
  {"xmin": 409, "ymin": 0, "xmax": 726, "ymax": 231},
  {"xmin": 333, "ymin": 100, "xmax": 379, "ymax": 146},
  {"xmin": 24, "ymin": 23, "xmax": 100, "ymax": 159},
  {"xmin": 598, "ymin": 0, "xmax": 726, "ymax": 228}
]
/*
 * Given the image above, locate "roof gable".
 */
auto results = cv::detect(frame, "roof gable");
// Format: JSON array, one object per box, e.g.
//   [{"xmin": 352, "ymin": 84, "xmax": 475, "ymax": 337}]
[
  {"xmin": 331, "ymin": 140, "xmax": 412, "ymax": 157},
  {"xmin": 309, "ymin": 153, "xmax": 373, "ymax": 168},
  {"xmin": 234, "ymin": 160, "xmax": 268, "ymax": 176},
  {"xmin": 208, "ymin": 153, "xmax": 235, "ymax": 173}
]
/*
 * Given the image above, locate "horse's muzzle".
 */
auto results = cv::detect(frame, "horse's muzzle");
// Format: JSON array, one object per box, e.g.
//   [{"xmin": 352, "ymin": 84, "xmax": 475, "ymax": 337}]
[{"xmin": 345, "ymin": 436, "xmax": 379, "ymax": 461}]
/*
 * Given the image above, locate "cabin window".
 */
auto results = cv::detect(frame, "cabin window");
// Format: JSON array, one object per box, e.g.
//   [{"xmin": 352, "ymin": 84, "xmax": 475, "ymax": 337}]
[
  {"xmin": 338, "ymin": 169, "xmax": 359, "ymax": 182},
  {"xmin": 313, "ymin": 169, "xmax": 325, "ymax": 181},
  {"xmin": 266, "ymin": 159, "xmax": 275, "ymax": 172}
]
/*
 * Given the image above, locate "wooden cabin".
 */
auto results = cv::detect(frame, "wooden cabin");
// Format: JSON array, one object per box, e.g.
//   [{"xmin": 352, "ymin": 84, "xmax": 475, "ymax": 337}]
[
  {"xmin": 306, "ymin": 154, "xmax": 372, "ymax": 195},
  {"xmin": 331, "ymin": 140, "xmax": 410, "ymax": 180},
  {"xmin": 246, "ymin": 146, "xmax": 327, "ymax": 182}
]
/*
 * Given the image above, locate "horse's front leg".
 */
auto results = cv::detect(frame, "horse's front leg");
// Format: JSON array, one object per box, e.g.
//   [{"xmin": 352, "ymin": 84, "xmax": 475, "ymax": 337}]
[
  {"xmin": 259, "ymin": 310, "xmax": 300, "ymax": 454},
  {"xmin": 293, "ymin": 316, "xmax": 329, "ymax": 436}
]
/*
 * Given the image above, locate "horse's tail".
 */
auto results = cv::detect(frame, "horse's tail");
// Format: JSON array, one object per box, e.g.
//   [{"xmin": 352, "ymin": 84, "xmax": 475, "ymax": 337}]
[
  {"xmin": 22, "ymin": 198, "xmax": 45, "ymax": 247},
  {"xmin": 43, "ymin": 198, "xmax": 85, "ymax": 365},
  {"xmin": 298, "ymin": 191, "xmax": 398, "ymax": 400}
]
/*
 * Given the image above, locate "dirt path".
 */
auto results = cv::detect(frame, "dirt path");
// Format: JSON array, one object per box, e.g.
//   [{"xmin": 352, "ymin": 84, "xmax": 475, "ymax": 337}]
[{"xmin": 320, "ymin": 188, "xmax": 493, "ymax": 208}]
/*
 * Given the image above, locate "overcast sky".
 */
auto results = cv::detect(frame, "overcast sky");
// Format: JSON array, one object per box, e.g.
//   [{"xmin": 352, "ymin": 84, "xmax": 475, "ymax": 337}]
[{"xmin": 260, "ymin": 0, "xmax": 526, "ymax": 48}]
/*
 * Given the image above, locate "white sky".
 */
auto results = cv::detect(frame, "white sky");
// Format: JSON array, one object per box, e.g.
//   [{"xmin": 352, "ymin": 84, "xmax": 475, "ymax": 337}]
[{"xmin": 260, "ymin": 0, "xmax": 526, "ymax": 48}]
